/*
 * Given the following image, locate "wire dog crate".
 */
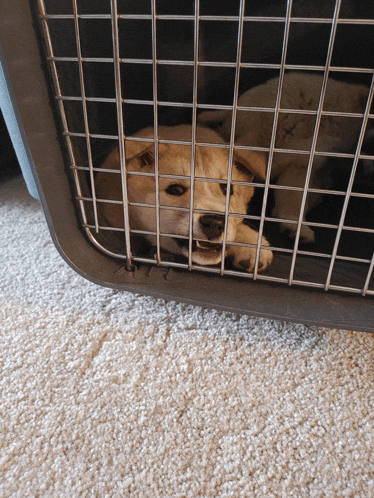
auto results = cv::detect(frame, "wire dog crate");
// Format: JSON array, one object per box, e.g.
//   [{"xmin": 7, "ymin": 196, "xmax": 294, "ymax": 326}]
[{"xmin": 1, "ymin": 0, "xmax": 374, "ymax": 331}]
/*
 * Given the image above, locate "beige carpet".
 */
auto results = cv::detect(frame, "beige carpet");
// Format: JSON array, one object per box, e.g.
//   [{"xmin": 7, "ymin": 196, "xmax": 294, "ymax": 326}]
[{"xmin": 1, "ymin": 177, "xmax": 374, "ymax": 497}]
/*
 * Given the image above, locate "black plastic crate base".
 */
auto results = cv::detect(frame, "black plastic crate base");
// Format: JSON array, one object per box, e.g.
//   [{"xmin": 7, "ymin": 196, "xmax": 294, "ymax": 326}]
[{"xmin": 1, "ymin": 0, "xmax": 373, "ymax": 332}]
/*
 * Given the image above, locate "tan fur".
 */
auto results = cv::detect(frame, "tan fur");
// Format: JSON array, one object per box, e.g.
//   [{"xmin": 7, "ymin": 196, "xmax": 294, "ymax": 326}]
[
  {"xmin": 198, "ymin": 72, "xmax": 369, "ymax": 242},
  {"xmin": 96, "ymin": 125, "xmax": 273, "ymax": 271}
]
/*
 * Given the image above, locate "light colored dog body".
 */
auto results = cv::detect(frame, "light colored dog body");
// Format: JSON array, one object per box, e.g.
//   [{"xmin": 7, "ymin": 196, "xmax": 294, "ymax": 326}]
[
  {"xmin": 199, "ymin": 72, "xmax": 369, "ymax": 242},
  {"xmin": 97, "ymin": 125, "xmax": 273, "ymax": 271}
]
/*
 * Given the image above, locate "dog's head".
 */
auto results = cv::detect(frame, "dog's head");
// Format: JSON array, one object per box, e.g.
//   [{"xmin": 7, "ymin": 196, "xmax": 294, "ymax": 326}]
[{"xmin": 97, "ymin": 125, "xmax": 266, "ymax": 265}]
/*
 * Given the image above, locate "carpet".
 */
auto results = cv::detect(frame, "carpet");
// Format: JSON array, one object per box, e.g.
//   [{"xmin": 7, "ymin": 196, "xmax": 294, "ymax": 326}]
[{"xmin": 1, "ymin": 178, "xmax": 373, "ymax": 497}]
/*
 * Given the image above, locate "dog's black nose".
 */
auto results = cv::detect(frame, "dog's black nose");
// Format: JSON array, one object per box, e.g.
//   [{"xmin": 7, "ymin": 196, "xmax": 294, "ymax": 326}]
[{"xmin": 199, "ymin": 214, "xmax": 225, "ymax": 240}]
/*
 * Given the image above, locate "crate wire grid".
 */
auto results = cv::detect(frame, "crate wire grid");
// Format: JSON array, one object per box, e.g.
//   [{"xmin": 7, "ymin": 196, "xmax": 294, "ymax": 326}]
[{"xmin": 36, "ymin": 0, "xmax": 374, "ymax": 296}]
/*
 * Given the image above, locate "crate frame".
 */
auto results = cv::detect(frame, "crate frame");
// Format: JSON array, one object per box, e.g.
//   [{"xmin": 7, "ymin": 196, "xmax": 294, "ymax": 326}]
[{"xmin": 1, "ymin": 0, "xmax": 374, "ymax": 332}]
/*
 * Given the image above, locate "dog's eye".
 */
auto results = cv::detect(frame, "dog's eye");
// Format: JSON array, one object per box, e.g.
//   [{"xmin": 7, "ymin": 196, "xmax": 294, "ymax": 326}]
[
  {"xmin": 166, "ymin": 184, "xmax": 187, "ymax": 196},
  {"xmin": 220, "ymin": 183, "xmax": 234, "ymax": 196}
]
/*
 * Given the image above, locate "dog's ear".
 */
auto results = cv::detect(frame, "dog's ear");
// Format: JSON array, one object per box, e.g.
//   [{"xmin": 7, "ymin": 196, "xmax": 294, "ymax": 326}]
[
  {"xmin": 129, "ymin": 144, "xmax": 156, "ymax": 170},
  {"xmin": 134, "ymin": 145, "xmax": 155, "ymax": 168},
  {"xmin": 233, "ymin": 148, "xmax": 267, "ymax": 181}
]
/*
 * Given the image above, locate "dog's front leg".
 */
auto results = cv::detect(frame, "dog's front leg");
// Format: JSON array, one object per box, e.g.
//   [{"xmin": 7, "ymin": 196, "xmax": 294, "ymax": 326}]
[{"xmin": 226, "ymin": 224, "xmax": 273, "ymax": 272}]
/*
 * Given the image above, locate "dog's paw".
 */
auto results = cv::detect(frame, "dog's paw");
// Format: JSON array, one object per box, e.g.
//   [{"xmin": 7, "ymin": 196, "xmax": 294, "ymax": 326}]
[
  {"xmin": 280, "ymin": 221, "xmax": 315, "ymax": 244},
  {"xmin": 227, "ymin": 245, "xmax": 273, "ymax": 273}
]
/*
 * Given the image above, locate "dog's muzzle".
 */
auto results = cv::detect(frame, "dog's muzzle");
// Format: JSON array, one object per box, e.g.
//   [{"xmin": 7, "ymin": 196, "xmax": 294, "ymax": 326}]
[{"xmin": 173, "ymin": 214, "xmax": 227, "ymax": 264}]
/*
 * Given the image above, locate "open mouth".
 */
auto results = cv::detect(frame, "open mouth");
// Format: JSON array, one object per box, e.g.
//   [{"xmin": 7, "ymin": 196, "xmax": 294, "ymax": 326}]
[
  {"xmin": 195, "ymin": 240, "xmax": 222, "ymax": 252},
  {"xmin": 176, "ymin": 238, "xmax": 222, "ymax": 253}
]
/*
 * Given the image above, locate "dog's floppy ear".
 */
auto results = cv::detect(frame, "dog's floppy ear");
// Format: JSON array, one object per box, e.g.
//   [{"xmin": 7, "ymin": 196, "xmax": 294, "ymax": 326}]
[
  {"xmin": 98, "ymin": 140, "xmax": 156, "ymax": 173},
  {"xmin": 233, "ymin": 148, "xmax": 267, "ymax": 181},
  {"xmin": 131, "ymin": 144, "xmax": 155, "ymax": 168}
]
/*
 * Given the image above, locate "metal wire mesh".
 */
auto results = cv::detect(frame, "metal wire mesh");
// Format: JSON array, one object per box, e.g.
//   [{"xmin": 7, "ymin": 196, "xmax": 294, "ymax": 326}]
[{"xmin": 36, "ymin": 0, "xmax": 374, "ymax": 296}]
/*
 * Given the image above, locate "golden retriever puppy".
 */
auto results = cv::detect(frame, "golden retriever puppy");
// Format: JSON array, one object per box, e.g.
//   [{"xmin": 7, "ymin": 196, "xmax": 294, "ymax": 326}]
[
  {"xmin": 96, "ymin": 125, "xmax": 273, "ymax": 271},
  {"xmin": 198, "ymin": 72, "xmax": 369, "ymax": 242}
]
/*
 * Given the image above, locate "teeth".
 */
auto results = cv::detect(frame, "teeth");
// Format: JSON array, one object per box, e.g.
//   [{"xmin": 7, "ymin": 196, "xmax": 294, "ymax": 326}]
[{"xmin": 196, "ymin": 240, "xmax": 220, "ymax": 251}]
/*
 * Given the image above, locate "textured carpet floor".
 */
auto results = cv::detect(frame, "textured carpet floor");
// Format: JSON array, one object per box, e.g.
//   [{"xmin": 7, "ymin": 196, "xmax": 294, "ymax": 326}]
[{"xmin": 1, "ymin": 178, "xmax": 374, "ymax": 497}]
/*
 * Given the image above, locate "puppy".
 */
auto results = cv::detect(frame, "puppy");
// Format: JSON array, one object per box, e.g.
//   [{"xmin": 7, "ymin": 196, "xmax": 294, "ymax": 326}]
[
  {"xmin": 96, "ymin": 125, "xmax": 273, "ymax": 271},
  {"xmin": 198, "ymin": 72, "xmax": 369, "ymax": 242}
]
